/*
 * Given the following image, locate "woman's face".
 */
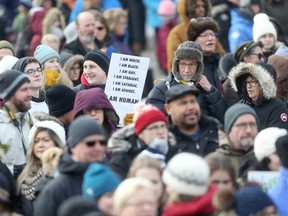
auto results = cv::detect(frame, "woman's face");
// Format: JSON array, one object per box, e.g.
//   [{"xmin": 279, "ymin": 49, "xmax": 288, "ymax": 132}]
[
  {"xmin": 245, "ymin": 75, "xmax": 262, "ymax": 101},
  {"xmin": 135, "ymin": 168, "xmax": 163, "ymax": 200},
  {"xmin": 259, "ymin": 33, "xmax": 275, "ymax": 52},
  {"xmin": 69, "ymin": 63, "xmax": 81, "ymax": 81},
  {"xmin": 33, "ymin": 131, "xmax": 56, "ymax": 159},
  {"xmin": 98, "ymin": 192, "xmax": 114, "ymax": 215},
  {"xmin": 83, "ymin": 108, "xmax": 105, "ymax": 125},
  {"xmin": 119, "ymin": 188, "xmax": 158, "ymax": 216},
  {"xmin": 43, "ymin": 57, "xmax": 60, "ymax": 71},
  {"xmin": 114, "ymin": 17, "xmax": 127, "ymax": 36},
  {"xmin": 94, "ymin": 20, "xmax": 107, "ymax": 42},
  {"xmin": 209, "ymin": 170, "xmax": 234, "ymax": 190}
]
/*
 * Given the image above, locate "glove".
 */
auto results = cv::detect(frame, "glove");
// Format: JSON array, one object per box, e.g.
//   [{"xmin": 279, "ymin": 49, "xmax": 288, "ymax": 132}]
[{"xmin": 123, "ymin": 113, "xmax": 134, "ymax": 125}]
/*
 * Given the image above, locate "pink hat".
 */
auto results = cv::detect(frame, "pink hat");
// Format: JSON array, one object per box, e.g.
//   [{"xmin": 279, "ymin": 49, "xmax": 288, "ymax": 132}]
[{"xmin": 158, "ymin": 0, "xmax": 177, "ymax": 20}]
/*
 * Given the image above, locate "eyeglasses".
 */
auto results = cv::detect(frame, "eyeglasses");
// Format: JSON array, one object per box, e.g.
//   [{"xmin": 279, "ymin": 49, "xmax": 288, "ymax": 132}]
[
  {"xmin": 192, "ymin": 16, "xmax": 213, "ymax": 23},
  {"xmin": 178, "ymin": 61, "xmax": 198, "ymax": 69},
  {"xmin": 25, "ymin": 67, "xmax": 43, "ymax": 76},
  {"xmin": 250, "ymin": 53, "xmax": 265, "ymax": 60},
  {"xmin": 211, "ymin": 179, "xmax": 232, "ymax": 185},
  {"xmin": 198, "ymin": 32, "xmax": 218, "ymax": 38},
  {"xmin": 233, "ymin": 122, "xmax": 257, "ymax": 130},
  {"xmin": 145, "ymin": 124, "xmax": 167, "ymax": 131},
  {"xmin": 245, "ymin": 80, "xmax": 259, "ymax": 87},
  {"xmin": 83, "ymin": 140, "xmax": 107, "ymax": 147},
  {"xmin": 95, "ymin": 26, "xmax": 104, "ymax": 31}
]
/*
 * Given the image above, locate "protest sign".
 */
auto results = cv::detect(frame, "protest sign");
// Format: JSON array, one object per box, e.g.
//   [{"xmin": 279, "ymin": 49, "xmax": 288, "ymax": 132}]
[
  {"xmin": 105, "ymin": 53, "xmax": 150, "ymax": 126},
  {"xmin": 247, "ymin": 171, "xmax": 279, "ymax": 192}
]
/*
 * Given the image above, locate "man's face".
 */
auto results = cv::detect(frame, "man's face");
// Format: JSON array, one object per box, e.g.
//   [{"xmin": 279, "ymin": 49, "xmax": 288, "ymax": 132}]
[
  {"xmin": 83, "ymin": 60, "xmax": 107, "ymax": 85},
  {"xmin": 229, "ymin": 114, "xmax": 258, "ymax": 151},
  {"xmin": 178, "ymin": 59, "xmax": 198, "ymax": 81},
  {"xmin": 71, "ymin": 134, "xmax": 106, "ymax": 163},
  {"xmin": 138, "ymin": 121, "xmax": 168, "ymax": 145},
  {"xmin": 195, "ymin": 29, "xmax": 216, "ymax": 54},
  {"xmin": 9, "ymin": 82, "xmax": 32, "ymax": 113},
  {"xmin": 76, "ymin": 13, "xmax": 96, "ymax": 43},
  {"xmin": 24, "ymin": 62, "xmax": 45, "ymax": 89},
  {"xmin": 165, "ymin": 94, "xmax": 201, "ymax": 129}
]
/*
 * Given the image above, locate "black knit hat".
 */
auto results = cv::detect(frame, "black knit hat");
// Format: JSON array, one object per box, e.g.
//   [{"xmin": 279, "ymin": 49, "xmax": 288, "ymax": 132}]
[
  {"xmin": 275, "ymin": 134, "xmax": 288, "ymax": 168},
  {"xmin": 233, "ymin": 41, "xmax": 263, "ymax": 63},
  {"xmin": 0, "ymin": 69, "xmax": 30, "ymax": 101},
  {"xmin": 46, "ymin": 84, "xmax": 76, "ymax": 117},
  {"xmin": 84, "ymin": 49, "xmax": 110, "ymax": 74},
  {"xmin": 187, "ymin": 17, "xmax": 220, "ymax": 42},
  {"xmin": 68, "ymin": 116, "xmax": 106, "ymax": 148}
]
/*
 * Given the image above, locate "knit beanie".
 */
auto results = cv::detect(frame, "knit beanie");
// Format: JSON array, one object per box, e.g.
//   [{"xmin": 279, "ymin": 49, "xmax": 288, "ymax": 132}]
[
  {"xmin": 275, "ymin": 134, "xmax": 288, "ymax": 168},
  {"xmin": 134, "ymin": 105, "xmax": 168, "ymax": 136},
  {"xmin": 275, "ymin": 45, "xmax": 288, "ymax": 56},
  {"xmin": 224, "ymin": 103, "xmax": 259, "ymax": 134},
  {"xmin": 0, "ymin": 40, "xmax": 15, "ymax": 56},
  {"xmin": 68, "ymin": 116, "xmax": 106, "ymax": 148},
  {"xmin": 19, "ymin": 0, "xmax": 32, "ymax": 9},
  {"xmin": 0, "ymin": 69, "xmax": 30, "ymax": 101},
  {"xmin": 172, "ymin": 41, "xmax": 203, "ymax": 82},
  {"xmin": 253, "ymin": 13, "xmax": 277, "ymax": 42},
  {"xmin": 83, "ymin": 163, "xmax": 120, "ymax": 200},
  {"xmin": 157, "ymin": 0, "xmax": 177, "ymax": 20},
  {"xmin": 162, "ymin": 152, "xmax": 210, "ymax": 196},
  {"xmin": 28, "ymin": 120, "xmax": 66, "ymax": 146},
  {"xmin": 34, "ymin": 45, "xmax": 60, "ymax": 65},
  {"xmin": 187, "ymin": 17, "xmax": 220, "ymax": 42},
  {"xmin": 235, "ymin": 186, "xmax": 275, "ymax": 216},
  {"xmin": 84, "ymin": 49, "xmax": 110, "ymax": 75},
  {"xmin": 45, "ymin": 84, "xmax": 76, "ymax": 117},
  {"xmin": 12, "ymin": 57, "xmax": 41, "ymax": 73},
  {"xmin": 233, "ymin": 41, "xmax": 263, "ymax": 63},
  {"xmin": 0, "ymin": 56, "xmax": 19, "ymax": 74},
  {"xmin": 254, "ymin": 127, "xmax": 287, "ymax": 162}
]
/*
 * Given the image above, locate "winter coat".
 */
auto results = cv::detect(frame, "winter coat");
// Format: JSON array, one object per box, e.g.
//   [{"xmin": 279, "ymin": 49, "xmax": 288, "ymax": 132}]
[
  {"xmin": 166, "ymin": 115, "xmax": 221, "ymax": 161},
  {"xmin": 228, "ymin": 7, "xmax": 254, "ymax": 52},
  {"xmin": 166, "ymin": 0, "xmax": 225, "ymax": 72},
  {"xmin": 269, "ymin": 166, "xmax": 288, "ymax": 216},
  {"xmin": 146, "ymin": 73, "xmax": 228, "ymax": 124},
  {"xmin": 162, "ymin": 184, "xmax": 217, "ymax": 216},
  {"xmin": 229, "ymin": 63, "xmax": 288, "ymax": 131},
  {"xmin": 33, "ymin": 150, "xmax": 90, "ymax": 216},
  {"xmin": 0, "ymin": 109, "xmax": 32, "ymax": 174},
  {"xmin": 61, "ymin": 37, "xmax": 103, "ymax": 56}
]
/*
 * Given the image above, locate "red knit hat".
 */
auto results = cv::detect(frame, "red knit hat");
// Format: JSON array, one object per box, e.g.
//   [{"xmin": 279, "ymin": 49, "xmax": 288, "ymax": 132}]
[{"xmin": 134, "ymin": 105, "xmax": 168, "ymax": 136}]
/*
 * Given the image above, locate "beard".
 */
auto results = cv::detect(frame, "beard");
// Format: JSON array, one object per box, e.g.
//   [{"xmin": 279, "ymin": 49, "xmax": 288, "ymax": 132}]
[
  {"xmin": 239, "ymin": 137, "xmax": 254, "ymax": 152},
  {"xmin": 79, "ymin": 34, "xmax": 95, "ymax": 43},
  {"xmin": 12, "ymin": 97, "xmax": 31, "ymax": 113}
]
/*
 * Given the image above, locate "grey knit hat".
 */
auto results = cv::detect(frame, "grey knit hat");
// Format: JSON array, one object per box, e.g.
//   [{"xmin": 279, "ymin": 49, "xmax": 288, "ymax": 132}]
[
  {"xmin": 224, "ymin": 103, "xmax": 259, "ymax": 134},
  {"xmin": 172, "ymin": 41, "xmax": 203, "ymax": 82}
]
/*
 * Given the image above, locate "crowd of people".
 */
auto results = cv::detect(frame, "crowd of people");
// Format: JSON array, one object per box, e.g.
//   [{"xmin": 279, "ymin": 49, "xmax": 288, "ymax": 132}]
[{"xmin": 0, "ymin": 0, "xmax": 288, "ymax": 215}]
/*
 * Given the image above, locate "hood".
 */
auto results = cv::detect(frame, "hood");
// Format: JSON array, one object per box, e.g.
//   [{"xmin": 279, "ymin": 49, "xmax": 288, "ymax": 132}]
[
  {"xmin": 32, "ymin": 112, "xmax": 64, "ymax": 126},
  {"xmin": 63, "ymin": 54, "xmax": 84, "ymax": 75},
  {"xmin": 229, "ymin": 63, "xmax": 276, "ymax": 100},
  {"xmin": 58, "ymin": 150, "xmax": 89, "ymax": 174}
]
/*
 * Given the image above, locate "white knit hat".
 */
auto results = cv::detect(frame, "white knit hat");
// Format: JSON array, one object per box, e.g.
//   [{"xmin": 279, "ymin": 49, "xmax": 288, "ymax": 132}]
[
  {"xmin": 29, "ymin": 120, "xmax": 66, "ymax": 146},
  {"xmin": 253, "ymin": 13, "xmax": 277, "ymax": 42},
  {"xmin": 162, "ymin": 152, "xmax": 210, "ymax": 196},
  {"xmin": 254, "ymin": 127, "xmax": 287, "ymax": 162}
]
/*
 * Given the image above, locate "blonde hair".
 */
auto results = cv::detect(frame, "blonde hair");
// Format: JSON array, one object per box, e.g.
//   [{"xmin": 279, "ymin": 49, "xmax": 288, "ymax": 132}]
[
  {"xmin": 103, "ymin": 8, "xmax": 128, "ymax": 32},
  {"xmin": 42, "ymin": 8, "xmax": 66, "ymax": 36},
  {"xmin": 113, "ymin": 177, "xmax": 155, "ymax": 215}
]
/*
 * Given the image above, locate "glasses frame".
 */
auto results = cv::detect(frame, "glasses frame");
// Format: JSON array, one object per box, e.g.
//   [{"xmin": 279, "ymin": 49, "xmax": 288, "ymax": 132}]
[
  {"xmin": 83, "ymin": 140, "xmax": 107, "ymax": 147},
  {"xmin": 250, "ymin": 53, "xmax": 265, "ymax": 60},
  {"xmin": 25, "ymin": 67, "xmax": 43, "ymax": 76}
]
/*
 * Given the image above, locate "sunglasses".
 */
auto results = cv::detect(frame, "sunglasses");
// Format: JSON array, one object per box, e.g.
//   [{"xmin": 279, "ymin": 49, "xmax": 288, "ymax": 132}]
[
  {"xmin": 96, "ymin": 26, "xmax": 104, "ymax": 31},
  {"xmin": 191, "ymin": 16, "xmax": 213, "ymax": 23},
  {"xmin": 84, "ymin": 140, "xmax": 107, "ymax": 147},
  {"xmin": 250, "ymin": 53, "xmax": 265, "ymax": 60}
]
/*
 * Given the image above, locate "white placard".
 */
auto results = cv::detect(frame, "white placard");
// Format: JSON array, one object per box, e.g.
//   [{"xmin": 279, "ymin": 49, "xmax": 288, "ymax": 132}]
[
  {"xmin": 247, "ymin": 171, "xmax": 279, "ymax": 192},
  {"xmin": 105, "ymin": 53, "xmax": 150, "ymax": 126}
]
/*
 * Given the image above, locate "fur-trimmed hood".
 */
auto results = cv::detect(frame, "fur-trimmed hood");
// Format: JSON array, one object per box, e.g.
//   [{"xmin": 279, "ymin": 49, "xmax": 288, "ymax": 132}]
[{"xmin": 229, "ymin": 63, "xmax": 276, "ymax": 100}]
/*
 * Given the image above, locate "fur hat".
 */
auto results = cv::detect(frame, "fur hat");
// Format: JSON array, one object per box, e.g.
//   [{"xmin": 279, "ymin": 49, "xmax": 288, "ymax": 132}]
[
  {"xmin": 84, "ymin": 49, "xmax": 110, "ymax": 75},
  {"xmin": 0, "ymin": 40, "xmax": 15, "ymax": 56},
  {"xmin": 187, "ymin": 17, "xmax": 220, "ymax": 42},
  {"xmin": 34, "ymin": 45, "xmax": 60, "ymax": 65},
  {"xmin": 224, "ymin": 103, "xmax": 259, "ymax": 134},
  {"xmin": 253, "ymin": 13, "xmax": 277, "ymax": 42},
  {"xmin": 157, "ymin": 0, "xmax": 177, "ymax": 20},
  {"xmin": 68, "ymin": 116, "xmax": 106, "ymax": 148},
  {"xmin": 83, "ymin": 163, "xmax": 120, "ymax": 200},
  {"xmin": 162, "ymin": 152, "xmax": 210, "ymax": 196},
  {"xmin": 218, "ymin": 53, "xmax": 237, "ymax": 78},
  {"xmin": 254, "ymin": 127, "xmax": 287, "ymax": 162},
  {"xmin": 0, "ymin": 69, "xmax": 30, "ymax": 101},
  {"xmin": 46, "ymin": 84, "xmax": 76, "ymax": 117},
  {"xmin": 172, "ymin": 41, "xmax": 203, "ymax": 82},
  {"xmin": 0, "ymin": 56, "xmax": 19, "ymax": 74},
  {"xmin": 233, "ymin": 41, "xmax": 263, "ymax": 63},
  {"xmin": 28, "ymin": 120, "xmax": 66, "ymax": 146},
  {"xmin": 134, "ymin": 105, "xmax": 168, "ymax": 136}
]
